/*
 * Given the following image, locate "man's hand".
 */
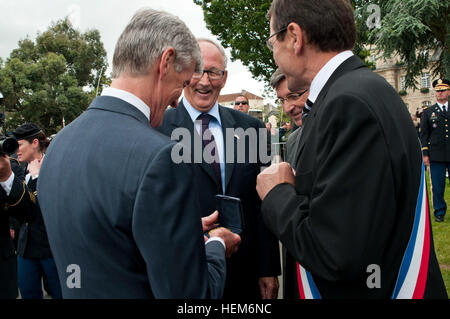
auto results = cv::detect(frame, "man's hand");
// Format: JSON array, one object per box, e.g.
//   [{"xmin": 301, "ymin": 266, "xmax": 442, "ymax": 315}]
[
  {"xmin": 256, "ymin": 162, "xmax": 295, "ymax": 201},
  {"xmin": 0, "ymin": 155, "xmax": 12, "ymax": 182},
  {"xmin": 202, "ymin": 210, "xmax": 220, "ymax": 233},
  {"xmin": 208, "ymin": 227, "xmax": 241, "ymax": 257},
  {"xmin": 259, "ymin": 276, "xmax": 279, "ymax": 299},
  {"xmin": 10, "ymin": 229, "xmax": 15, "ymax": 239},
  {"xmin": 423, "ymin": 155, "xmax": 430, "ymax": 167}
]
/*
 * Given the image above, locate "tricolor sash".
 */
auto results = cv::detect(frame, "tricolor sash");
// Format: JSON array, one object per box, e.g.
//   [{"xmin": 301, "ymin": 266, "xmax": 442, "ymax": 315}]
[
  {"xmin": 296, "ymin": 262, "xmax": 321, "ymax": 299},
  {"xmin": 296, "ymin": 163, "xmax": 430, "ymax": 299},
  {"xmin": 391, "ymin": 163, "xmax": 430, "ymax": 299}
]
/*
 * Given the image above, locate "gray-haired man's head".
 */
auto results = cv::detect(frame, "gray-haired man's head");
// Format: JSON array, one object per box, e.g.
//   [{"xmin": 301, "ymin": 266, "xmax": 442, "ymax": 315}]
[{"xmin": 112, "ymin": 8, "xmax": 203, "ymax": 78}]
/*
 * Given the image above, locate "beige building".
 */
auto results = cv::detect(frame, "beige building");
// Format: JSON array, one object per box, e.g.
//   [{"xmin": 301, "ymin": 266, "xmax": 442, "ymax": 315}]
[
  {"xmin": 371, "ymin": 51, "xmax": 440, "ymax": 114},
  {"xmin": 218, "ymin": 90, "xmax": 265, "ymax": 120}
]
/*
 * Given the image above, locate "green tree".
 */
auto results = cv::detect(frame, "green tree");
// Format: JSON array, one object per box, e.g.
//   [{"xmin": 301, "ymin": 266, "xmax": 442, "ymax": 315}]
[
  {"xmin": 194, "ymin": 0, "xmax": 275, "ymax": 84},
  {"xmin": 0, "ymin": 18, "xmax": 109, "ymax": 134},
  {"xmin": 193, "ymin": 0, "xmax": 448, "ymax": 89},
  {"xmin": 356, "ymin": 0, "xmax": 449, "ymax": 89}
]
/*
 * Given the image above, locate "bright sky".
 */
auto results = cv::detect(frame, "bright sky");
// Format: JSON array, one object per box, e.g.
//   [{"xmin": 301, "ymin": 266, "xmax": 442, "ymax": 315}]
[{"xmin": 0, "ymin": 0, "xmax": 269, "ymax": 99}]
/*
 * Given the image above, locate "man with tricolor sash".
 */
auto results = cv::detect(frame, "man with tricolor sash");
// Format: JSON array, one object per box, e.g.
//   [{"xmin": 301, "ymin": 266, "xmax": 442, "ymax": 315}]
[{"xmin": 257, "ymin": 0, "xmax": 447, "ymax": 299}]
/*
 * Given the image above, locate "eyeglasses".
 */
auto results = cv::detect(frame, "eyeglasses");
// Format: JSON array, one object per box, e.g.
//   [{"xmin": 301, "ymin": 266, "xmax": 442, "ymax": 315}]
[
  {"xmin": 276, "ymin": 89, "xmax": 308, "ymax": 105},
  {"xmin": 235, "ymin": 101, "xmax": 248, "ymax": 105},
  {"xmin": 265, "ymin": 27, "xmax": 287, "ymax": 51},
  {"xmin": 192, "ymin": 68, "xmax": 225, "ymax": 81}
]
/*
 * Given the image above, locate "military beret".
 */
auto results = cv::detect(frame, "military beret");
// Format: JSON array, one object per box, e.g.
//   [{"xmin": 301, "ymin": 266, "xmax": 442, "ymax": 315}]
[
  {"xmin": 432, "ymin": 78, "xmax": 450, "ymax": 91},
  {"xmin": 12, "ymin": 123, "xmax": 42, "ymax": 140}
]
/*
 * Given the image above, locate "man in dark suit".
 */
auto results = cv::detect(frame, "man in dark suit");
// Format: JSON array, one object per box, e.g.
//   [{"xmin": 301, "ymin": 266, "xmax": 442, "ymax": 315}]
[
  {"xmin": 420, "ymin": 78, "xmax": 450, "ymax": 222},
  {"xmin": 1, "ymin": 153, "xmax": 37, "ymax": 298},
  {"xmin": 257, "ymin": 0, "xmax": 447, "ymax": 298},
  {"xmin": 270, "ymin": 68, "xmax": 308, "ymax": 299},
  {"xmin": 270, "ymin": 68, "xmax": 308, "ymax": 168},
  {"xmin": 158, "ymin": 39, "xmax": 281, "ymax": 299},
  {"xmin": 37, "ymin": 8, "xmax": 240, "ymax": 299}
]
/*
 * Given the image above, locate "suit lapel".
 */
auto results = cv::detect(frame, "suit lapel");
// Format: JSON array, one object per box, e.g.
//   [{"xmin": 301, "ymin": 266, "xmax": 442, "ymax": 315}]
[{"xmin": 293, "ymin": 55, "xmax": 367, "ymax": 166}]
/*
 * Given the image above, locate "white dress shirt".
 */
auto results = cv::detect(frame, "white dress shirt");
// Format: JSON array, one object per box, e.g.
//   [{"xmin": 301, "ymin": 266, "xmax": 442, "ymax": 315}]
[
  {"xmin": 101, "ymin": 87, "xmax": 151, "ymax": 122},
  {"xmin": 437, "ymin": 101, "xmax": 449, "ymax": 112},
  {"xmin": 308, "ymin": 50, "xmax": 354, "ymax": 103}
]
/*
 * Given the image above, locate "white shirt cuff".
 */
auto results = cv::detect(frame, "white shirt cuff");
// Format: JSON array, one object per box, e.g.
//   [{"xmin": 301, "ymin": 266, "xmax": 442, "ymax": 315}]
[
  {"xmin": 206, "ymin": 236, "xmax": 226, "ymax": 250},
  {"xmin": 0, "ymin": 171, "xmax": 15, "ymax": 196}
]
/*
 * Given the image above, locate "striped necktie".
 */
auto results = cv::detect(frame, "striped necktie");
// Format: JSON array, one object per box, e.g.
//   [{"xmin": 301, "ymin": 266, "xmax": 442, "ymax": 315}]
[
  {"xmin": 302, "ymin": 99, "xmax": 314, "ymax": 119},
  {"xmin": 197, "ymin": 113, "xmax": 222, "ymax": 187}
]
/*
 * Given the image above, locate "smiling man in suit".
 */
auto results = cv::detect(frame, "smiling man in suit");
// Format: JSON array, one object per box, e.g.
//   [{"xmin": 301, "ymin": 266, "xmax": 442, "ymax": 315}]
[
  {"xmin": 37, "ymin": 8, "xmax": 241, "ymax": 299},
  {"xmin": 158, "ymin": 39, "xmax": 281, "ymax": 299},
  {"xmin": 257, "ymin": 0, "xmax": 447, "ymax": 299}
]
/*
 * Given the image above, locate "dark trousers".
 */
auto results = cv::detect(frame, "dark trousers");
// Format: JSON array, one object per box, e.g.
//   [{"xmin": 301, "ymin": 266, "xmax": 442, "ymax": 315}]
[
  {"xmin": 429, "ymin": 161, "xmax": 450, "ymax": 218},
  {"xmin": 17, "ymin": 256, "xmax": 62, "ymax": 299}
]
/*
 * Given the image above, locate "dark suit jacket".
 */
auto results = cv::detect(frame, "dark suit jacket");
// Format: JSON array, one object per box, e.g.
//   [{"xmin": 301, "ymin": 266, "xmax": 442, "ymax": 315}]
[
  {"xmin": 262, "ymin": 56, "xmax": 447, "ymax": 298},
  {"xmin": 37, "ymin": 96, "xmax": 226, "ymax": 298},
  {"xmin": 0, "ymin": 159, "xmax": 37, "ymax": 298},
  {"xmin": 158, "ymin": 101, "xmax": 281, "ymax": 299},
  {"xmin": 419, "ymin": 103, "xmax": 450, "ymax": 162}
]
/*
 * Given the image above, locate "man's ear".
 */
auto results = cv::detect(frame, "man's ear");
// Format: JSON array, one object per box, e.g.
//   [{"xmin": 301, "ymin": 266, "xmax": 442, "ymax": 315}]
[
  {"xmin": 220, "ymin": 70, "xmax": 228, "ymax": 89},
  {"xmin": 158, "ymin": 47, "xmax": 176, "ymax": 80},
  {"xmin": 287, "ymin": 22, "xmax": 304, "ymax": 55}
]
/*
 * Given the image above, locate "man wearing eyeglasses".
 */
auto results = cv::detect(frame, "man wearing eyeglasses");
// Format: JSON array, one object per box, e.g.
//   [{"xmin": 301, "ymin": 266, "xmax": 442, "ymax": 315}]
[
  {"xmin": 270, "ymin": 69, "xmax": 308, "ymax": 169},
  {"xmin": 158, "ymin": 38, "xmax": 281, "ymax": 299},
  {"xmin": 256, "ymin": 0, "xmax": 447, "ymax": 299},
  {"xmin": 234, "ymin": 95, "xmax": 250, "ymax": 114}
]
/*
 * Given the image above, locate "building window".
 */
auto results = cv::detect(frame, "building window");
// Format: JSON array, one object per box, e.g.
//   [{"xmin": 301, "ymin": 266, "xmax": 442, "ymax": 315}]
[
  {"xmin": 423, "ymin": 101, "xmax": 432, "ymax": 107},
  {"xmin": 400, "ymin": 76, "xmax": 406, "ymax": 91},
  {"xmin": 421, "ymin": 73, "xmax": 431, "ymax": 89}
]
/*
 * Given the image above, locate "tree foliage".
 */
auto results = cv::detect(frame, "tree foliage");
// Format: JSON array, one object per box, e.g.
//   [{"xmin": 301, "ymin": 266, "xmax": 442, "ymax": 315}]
[
  {"xmin": 356, "ymin": 0, "xmax": 449, "ymax": 88},
  {"xmin": 194, "ymin": 0, "xmax": 275, "ymax": 85},
  {"xmin": 0, "ymin": 18, "xmax": 109, "ymax": 134},
  {"xmin": 193, "ymin": 0, "xmax": 449, "ymax": 89}
]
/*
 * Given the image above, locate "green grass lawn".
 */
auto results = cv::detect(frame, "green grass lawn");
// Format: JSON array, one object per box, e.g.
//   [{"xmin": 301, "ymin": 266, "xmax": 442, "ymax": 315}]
[{"xmin": 426, "ymin": 170, "xmax": 450, "ymax": 297}]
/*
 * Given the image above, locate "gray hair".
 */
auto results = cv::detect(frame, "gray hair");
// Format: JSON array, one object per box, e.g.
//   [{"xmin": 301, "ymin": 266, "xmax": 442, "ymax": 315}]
[
  {"xmin": 270, "ymin": 68, "xmax": 286, "ymax": 89},
  {"xmin": 112, "ymin": 8, "xmax": 202, "ymax": 78},
  {"xmin": 197, "ymin": 38, "xmax": 228, "ymax": 69}
]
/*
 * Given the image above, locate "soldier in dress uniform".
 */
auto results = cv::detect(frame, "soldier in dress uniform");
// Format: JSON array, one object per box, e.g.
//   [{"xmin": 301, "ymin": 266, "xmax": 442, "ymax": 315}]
[{"xmin": 420, "ymin": 78, "xmax": 450, "ymax": 222}]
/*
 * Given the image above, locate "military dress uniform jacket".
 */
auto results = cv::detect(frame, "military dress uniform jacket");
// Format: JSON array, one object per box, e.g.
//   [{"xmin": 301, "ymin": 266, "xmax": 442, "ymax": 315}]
[
  {"xmin": 420, "ymin": 103, "xmax": 450, "ymax": 162},
  {"xmin": 0, "ymin": 159, "xmax": 37, "ymax": 298},
  {"xmin": 16, "ymin": 175, "xmax": 53, "ymax": 259}
]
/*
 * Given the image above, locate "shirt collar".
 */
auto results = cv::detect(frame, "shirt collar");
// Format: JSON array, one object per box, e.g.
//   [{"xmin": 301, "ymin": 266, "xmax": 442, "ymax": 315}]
[
  {"xmin": 101, "ymin": 87, "xmax": 151, "ymax": 122},
  {"xmin": 308, "ymin": 50, "xmax": 354, "ymax": 103},
  {"xmin": 437, "ymin": 101, "xmax": 448, "ymax": 111},
  {"xmin": 182, "ymin": 97, "xmax": 222, "ymax": 126}
]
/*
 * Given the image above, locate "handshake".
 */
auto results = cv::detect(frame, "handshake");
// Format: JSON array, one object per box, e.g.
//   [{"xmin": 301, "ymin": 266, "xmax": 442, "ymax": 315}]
[{"xmin": 202, "ymin": 211, "xmax": 241, "ymax": 258}]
